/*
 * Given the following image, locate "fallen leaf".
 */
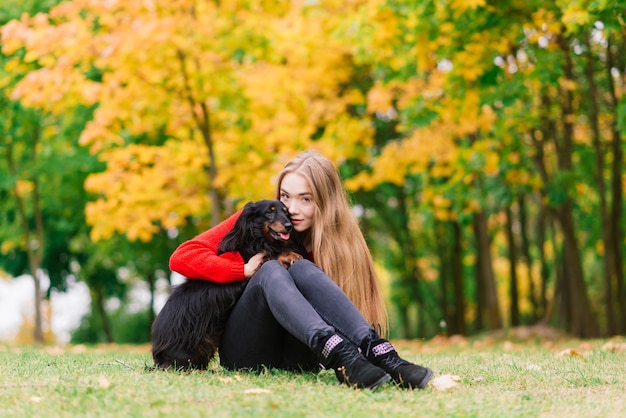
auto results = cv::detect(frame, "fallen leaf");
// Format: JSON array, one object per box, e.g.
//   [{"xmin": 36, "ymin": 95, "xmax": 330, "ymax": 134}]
[
  {"xmin": 556, "ymin": 348, "xmax": 582, "ymax": 357},
  {"xmin": 70, "ymin": 344, "xmax": 88, "ymax": 353},
  {"xmin": 244, "ymin": 388, "xmax": 271, "ymax": 394},
  {"xmin": 448, "ymin": 334, "xmax": 469, "ymax": 345},
  {"xmin": 430, "ymin": 374, "xmax": 460, "ymax": 391},
  {"xmin": 45, "ymin": 346, "xmax": 65, "ymax": 355},
  {"xmin": 601, "ymin": 342, "xmax": 626, "ymax": 352},
  {"xmin": 98, "ymin": 375, "xmax": 111, "ymax": 389},
  {"xmin": 30, "ymin": 396, "xmax": 43, "ymax": 403}
]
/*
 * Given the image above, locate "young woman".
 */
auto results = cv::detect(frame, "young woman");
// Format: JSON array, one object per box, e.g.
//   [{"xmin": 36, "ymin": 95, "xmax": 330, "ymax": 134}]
[{"xmin": 169, "ymin": 150, "xmax": 433, "ymax": 389}]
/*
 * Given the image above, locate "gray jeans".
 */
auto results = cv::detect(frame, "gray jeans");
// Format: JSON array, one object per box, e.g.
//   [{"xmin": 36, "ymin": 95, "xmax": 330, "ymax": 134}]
[{"xmin": 219, "ymin": 259, "xmax": 373, "ymax": 371}]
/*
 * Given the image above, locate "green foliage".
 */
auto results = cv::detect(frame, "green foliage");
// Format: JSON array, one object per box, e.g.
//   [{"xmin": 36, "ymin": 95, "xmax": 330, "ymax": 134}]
[
  {"xmin": 0, "ymin": 103, "xmax": 99, "ymax": 287},
  {"xmin": 71, "ymin": 307, "xmax": 151, "ymax": 345},
  {"xmin": 0, "ymin": 0, "xmax": 60, "ymax": 24},
  {"xmin": 69, "ymin": 308, "xmax": 105, "ymax": 344},
  {"xmin": 111, "ymin": 309, "xmax": 152, "ymax": 344}
]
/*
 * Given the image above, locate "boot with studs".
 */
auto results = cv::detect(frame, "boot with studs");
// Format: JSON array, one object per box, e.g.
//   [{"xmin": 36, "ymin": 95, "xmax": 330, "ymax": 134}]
[
  {"xmin": 316, "ymin": 332, "xmax": 391, "ymax": 389},
  {"xmin": 361, "ymin": 330, "xmax": 433, "ymax": 389}
]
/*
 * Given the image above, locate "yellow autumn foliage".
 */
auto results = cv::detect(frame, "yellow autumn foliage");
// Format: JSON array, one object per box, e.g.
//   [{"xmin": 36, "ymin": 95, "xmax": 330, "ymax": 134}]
[
  {"xmin": 14, "ymin": 180, "xmax": 33, "ymax": 197},
  {"xmin": 84, "ymin": 140, "xmax": 211, "ymax": 241},
  {"xmin": 3, "ymin": 0, "xmax": 381, "ymax": 240},
  {"xmin": 3, "ymin": 0, "xmax": 613, "ymax": 246}
]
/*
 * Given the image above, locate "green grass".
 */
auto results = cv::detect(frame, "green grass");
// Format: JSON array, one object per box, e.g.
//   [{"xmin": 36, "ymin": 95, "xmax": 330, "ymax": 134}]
[{"xmin": 1, "ymin": 337, "xmax": 625, "ymax": 417}]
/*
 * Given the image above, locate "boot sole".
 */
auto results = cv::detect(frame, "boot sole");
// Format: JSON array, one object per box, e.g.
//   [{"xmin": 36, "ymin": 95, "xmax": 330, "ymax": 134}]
[
  {"xmin": 366, "ymin": 373, "xmax": 392, "ymax": 390},
  {"xmin": 396, "ymin": 367, "xmax": 434, "ymax": 389},
  {"xmin": 416, "ymin": 368, "xmax": 434, "ymax": 389}
]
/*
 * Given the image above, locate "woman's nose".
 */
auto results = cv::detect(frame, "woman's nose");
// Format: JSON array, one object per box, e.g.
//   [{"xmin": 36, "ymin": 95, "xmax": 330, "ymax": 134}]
[{"xmin": 288, "ymin": 202, "xmax": 299, "ymax": 215}]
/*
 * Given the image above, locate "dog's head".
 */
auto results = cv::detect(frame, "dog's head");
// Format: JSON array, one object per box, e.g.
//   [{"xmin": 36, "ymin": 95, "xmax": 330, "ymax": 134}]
[
  {"xmin": 255, "ymin": 199, "xmax": 294, "ymax": 243},
  {"xmin": 218, "ymin": 199, "xmax": 300, "ymax": 261}
]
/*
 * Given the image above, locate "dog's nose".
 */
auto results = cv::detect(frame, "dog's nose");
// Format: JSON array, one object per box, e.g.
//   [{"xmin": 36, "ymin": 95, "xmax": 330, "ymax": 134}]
[{"xmin": 284, "ymin": 222, "xmax": 293, "ymax": 231}]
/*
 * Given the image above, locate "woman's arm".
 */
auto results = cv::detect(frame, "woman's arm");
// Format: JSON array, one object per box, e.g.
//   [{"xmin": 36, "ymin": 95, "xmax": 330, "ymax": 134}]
[{"xmin": 169, "ymin": 210, "xmax": 246, "ymax": 283}]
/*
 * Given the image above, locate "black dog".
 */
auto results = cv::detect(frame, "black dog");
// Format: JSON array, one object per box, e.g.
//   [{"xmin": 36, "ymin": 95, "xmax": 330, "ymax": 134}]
[{"xmin": 151, "ymin": 200, "xmax": 307, "ymax": 370}]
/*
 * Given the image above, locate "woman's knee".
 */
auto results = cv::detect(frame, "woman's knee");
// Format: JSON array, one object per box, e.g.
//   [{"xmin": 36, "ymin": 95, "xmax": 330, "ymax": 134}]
[
  {"xmin": 288, "ymin": 259, "xmax": 323, "ymax": 282},
  {"xmin": 289, "ymin": 259, "xmax": 341, "ymax": 294},
  {"xmin": 288, "ymin": 259, "xmax": 317, "ymax": 275},
  {"xmin": 257, "ymin": 260, "xmax": 288, "ymax": 275},
  {"xmin": 250, "ymin": 260, "xmax": 293, "ymax": 285}
]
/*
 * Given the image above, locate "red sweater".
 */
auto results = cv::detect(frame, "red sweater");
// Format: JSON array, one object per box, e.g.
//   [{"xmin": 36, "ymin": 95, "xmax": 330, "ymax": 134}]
[{"xmin": 169, "ymin": 210, "xmax": 246, "ymax": 283}]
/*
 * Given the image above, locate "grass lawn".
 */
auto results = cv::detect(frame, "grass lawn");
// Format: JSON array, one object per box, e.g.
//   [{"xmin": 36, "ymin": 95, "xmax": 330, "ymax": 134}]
[{"xmin": 1, "ymin": 333, "xmax": 625, "ymax": 417}]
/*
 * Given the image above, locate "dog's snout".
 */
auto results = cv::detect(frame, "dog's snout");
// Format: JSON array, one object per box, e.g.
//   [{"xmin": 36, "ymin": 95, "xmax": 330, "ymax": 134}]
[{"xmin": 284, "ymin": 221, "xmax": 293, "ymax": 231}]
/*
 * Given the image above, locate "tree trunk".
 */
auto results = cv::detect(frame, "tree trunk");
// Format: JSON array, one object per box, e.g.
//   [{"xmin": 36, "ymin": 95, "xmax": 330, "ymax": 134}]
[
  {"xmin": 30, "ymin": 262, "xmax": 44, "ymax": 342},
  {"xmin": 451, "ymin": 221, "xmax": 466, "ymax": 335},
  {"xmin": 147, "ymin": 272, "xmax": 156, "ymax": 330},
  {"xmin": 473, "ymin": 210, "xmax": 502, "ymax": 330},
  {"xmin": 376, "ymin": 184, "xmax": 423, "ymax": 339},
  {"xmin": 6, "ymin": 123, "xmax": 45, "ymax": 342},
  {"xmin": 396, "ymin": 186, "xmax": 429, "ymax": 337},
  {"xmin": 550, "ymin": 33, "xmax": 599, "ymax": 338},
  {"xmin": 434, "ymin": 220, "xmax": 465, "ymax": 336},
  {"xmin": 529, "ymin": 115, "xmax": 552, "ymax": 321},
  {"xmin": 558, "ymin": 244, "xmax": 570, "ymax": 329},
  {"xmin": 536, "ymin": 205, "xmax": 550, "ymax": 317},
  {"xmin": 505, "ymin": 205, "xmax": 520, "ymax": 327},
  {"xmin": 606, "ymin": 33, "xmax": 626, "ymax": 333},
  {"xmin": 518, "ymin": 195, "xmax": 539, "ymax": 320},
  {"xmin": 436, "ymin": 221, "xmax": 450, "ymax": 335},
  {"xmin": 398, "ymin": 304, "xmax": 410, "ymax": 339},
  {"xmin": 584, "ymin": 35, "xmax": 615, "ymax": 335},
  {"xmin": 92, "ymin": 287, "xmax": 114, "ymax": 343},
  {"xmin": 475, "ymin": 253, "xmax": 484, "ymax": 332},
  {"xmin": 541, "ymin": 218, "xmax": 562, "ymax": 327}
]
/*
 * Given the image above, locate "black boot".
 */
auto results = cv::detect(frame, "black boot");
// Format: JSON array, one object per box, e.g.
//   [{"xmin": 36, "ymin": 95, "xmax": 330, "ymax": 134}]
[
  {"xmin": 361, "ymin": 332, "xmax": 433, "ymax": 389},
  {"xmin": 316, "ymin": 332, "xmax": 391, "ymax": 389}
]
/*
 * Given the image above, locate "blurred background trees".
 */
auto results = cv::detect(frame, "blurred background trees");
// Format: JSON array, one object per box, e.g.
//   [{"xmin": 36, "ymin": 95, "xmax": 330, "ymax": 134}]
[{"xmin": 1, "ymin": 0, "xmax": 624, "ymax": 342}]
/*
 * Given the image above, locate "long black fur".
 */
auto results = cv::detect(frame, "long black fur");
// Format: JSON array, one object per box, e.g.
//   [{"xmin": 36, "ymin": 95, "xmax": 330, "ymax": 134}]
[{"xmin": 151, "ymin": 200, "xmax": 307, "ymax": 370}]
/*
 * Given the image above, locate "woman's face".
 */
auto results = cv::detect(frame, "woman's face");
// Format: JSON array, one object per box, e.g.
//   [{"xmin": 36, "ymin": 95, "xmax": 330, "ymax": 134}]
[{"xmin": 279, "ymin": 173, "xmax": 316, "ymax": 233}]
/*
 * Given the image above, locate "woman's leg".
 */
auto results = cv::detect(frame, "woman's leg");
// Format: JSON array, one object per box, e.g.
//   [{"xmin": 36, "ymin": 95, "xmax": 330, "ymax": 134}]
[
  {"xmin": 219, "ymin": 261, "xmax": 331, "ymax": 371},
  {"xmin": 288, "ymin": 260, "xmax": 374, "ymax": 345},
  {"xmin": 289, "ymin": 259, "xmax": 433, "ymax": 389},
  {"xmin": 219, "ymin": 260, "xmax": 391, "ymax": 388}
]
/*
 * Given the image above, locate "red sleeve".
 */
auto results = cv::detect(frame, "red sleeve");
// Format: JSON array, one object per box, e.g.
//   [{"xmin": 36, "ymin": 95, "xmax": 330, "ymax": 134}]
[{"xmin": 168, "ymin": 210, "xmax": 246, "ymax": 283}]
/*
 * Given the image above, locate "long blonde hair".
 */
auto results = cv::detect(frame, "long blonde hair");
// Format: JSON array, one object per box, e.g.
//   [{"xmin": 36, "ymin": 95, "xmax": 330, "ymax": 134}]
[{"xmin": 276, "ymin": 150, "xmax": 388, "ymax": 335}]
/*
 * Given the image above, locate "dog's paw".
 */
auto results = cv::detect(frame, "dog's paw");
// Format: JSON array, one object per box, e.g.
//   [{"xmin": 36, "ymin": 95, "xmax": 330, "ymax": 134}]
[
  {"xmin": 277, "ymin": 251, "xmax": 303, "ymax": 269},
  {"xmin": 250, "ymin": 253, "xmax": 271, "ymax": 275}
]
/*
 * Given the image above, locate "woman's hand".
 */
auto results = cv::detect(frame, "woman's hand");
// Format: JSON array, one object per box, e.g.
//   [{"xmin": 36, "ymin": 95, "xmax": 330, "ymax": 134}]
[{"xmin": 244, "ymin": 252, "xmax": 266, "ymax": 278}]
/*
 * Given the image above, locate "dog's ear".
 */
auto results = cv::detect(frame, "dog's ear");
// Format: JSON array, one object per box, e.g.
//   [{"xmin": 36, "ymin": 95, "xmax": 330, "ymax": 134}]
[
  {"xmin": 218, "ymin": 201, "xmax": 257, "ymax": 254},
  {"xmin": 240, "ymin": 201, "xmax": 259, "ymax": 219}
]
